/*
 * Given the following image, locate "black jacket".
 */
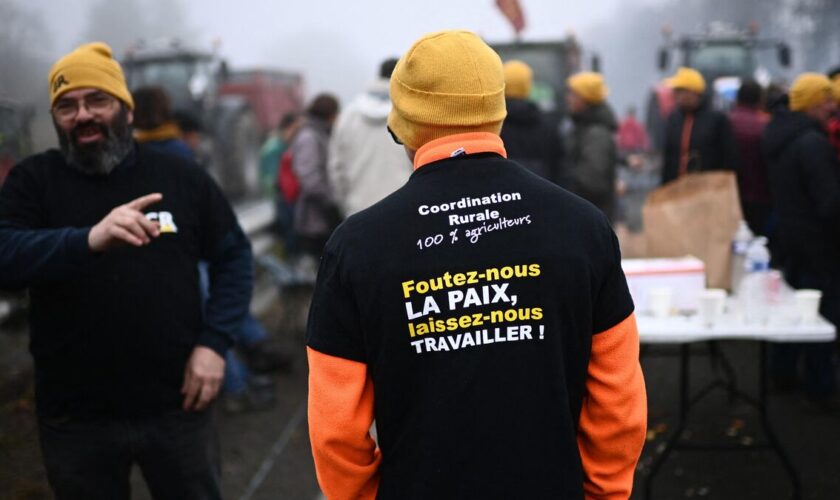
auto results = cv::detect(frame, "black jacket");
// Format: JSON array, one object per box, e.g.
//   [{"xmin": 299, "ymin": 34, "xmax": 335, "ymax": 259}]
[
  {"xmin": 500, "ymin": 97, "xmax": 564, "ymax": 184},
  {"xmin": 306, "ymin": 135, "xmax": 636, "ymax": 498},
  {"xmin": 763, "ymin": 110, "xmax": 840, "ymax": 275},
  {"xmin": 0, "ymin": 144, "xmax": 253, "ymax": 418},
  {"xmin": 661, "ymin": 103, "xmax": 737, "ymax": 184},
  {"xmin": 566, "ymin": 103, "xmax": 618, "ymax": 218}
]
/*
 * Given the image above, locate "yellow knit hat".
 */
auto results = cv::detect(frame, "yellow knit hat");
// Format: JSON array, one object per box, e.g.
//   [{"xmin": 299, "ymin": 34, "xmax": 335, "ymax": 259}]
[
  {"xmin": 789, "ymin": 73, "xmax": 833, "ymax": 112},
  {"xmin": 504, "ymin": 60, "xmax": 533, "ymax": 99},
  {"xmin": 831, "ymin": 75, "xmax": 840, "ymax": 104},
  {"xmin": 666, "ymin": 67, "xmax": 706, "ymax": 94},
  {"xmin": 388, "ymin": 30, "xmax": 506, "ymax": 150},
  {"xmin": 567, "ymin": 72, "xmax": 609, "ymax": 104},
  {"xmin": 49, "ymin": 42, "xmax": 134, "ymax": 109}
]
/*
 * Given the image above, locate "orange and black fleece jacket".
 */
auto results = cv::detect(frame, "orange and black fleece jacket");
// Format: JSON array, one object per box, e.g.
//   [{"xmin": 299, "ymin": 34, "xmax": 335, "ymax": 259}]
[{"xmin": 306, "ymin": 133, "xmax": 647, "ymax": 499}]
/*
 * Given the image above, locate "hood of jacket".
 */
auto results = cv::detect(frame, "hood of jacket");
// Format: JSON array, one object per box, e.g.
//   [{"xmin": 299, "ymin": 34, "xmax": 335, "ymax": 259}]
[
  {"xmin": 571, "ymin": 103, "xmax": 617, "ymax": 131},
  {"xmin": 504, "ymin": 97, "xmax": 542, "ymax": 126},
  {"xmin": 762, "ymin": 109, "xmax": 825, "ymax": 160},
  {"xmin": 353, "ymin": 78, "xmax": 392, "ymax": 124},
  {"xmin": 303, "ymin": 114, "xmax": 333, "ymax": 137}
]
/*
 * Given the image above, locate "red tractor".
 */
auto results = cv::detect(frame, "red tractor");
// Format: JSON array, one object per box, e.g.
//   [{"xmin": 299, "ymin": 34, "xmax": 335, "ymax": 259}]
[{"xmin": 123, "ymin": 40, "xmax": 304, "ymax": 201}]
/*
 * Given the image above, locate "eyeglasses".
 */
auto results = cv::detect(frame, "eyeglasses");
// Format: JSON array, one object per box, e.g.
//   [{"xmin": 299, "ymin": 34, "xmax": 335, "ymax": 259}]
[
  {"xmin": 52, "ymin": 92, "xmax": 117, "ymax": 121},
  {"xmin": 387, "ymin": 125, "xmax": 403, "ymax": 145}
]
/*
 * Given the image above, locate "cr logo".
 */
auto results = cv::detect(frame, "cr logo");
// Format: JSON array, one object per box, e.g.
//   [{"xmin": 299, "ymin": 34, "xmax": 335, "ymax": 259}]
[{"xmin": 146, "ymin": 211, "xmax": 178, "ymax": 234}]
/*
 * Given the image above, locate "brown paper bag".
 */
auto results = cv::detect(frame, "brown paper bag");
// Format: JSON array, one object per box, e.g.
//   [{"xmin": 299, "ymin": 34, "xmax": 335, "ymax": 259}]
[{"xmin": 642, "ymin": 171, "xmax": 743, "ymax": 289}]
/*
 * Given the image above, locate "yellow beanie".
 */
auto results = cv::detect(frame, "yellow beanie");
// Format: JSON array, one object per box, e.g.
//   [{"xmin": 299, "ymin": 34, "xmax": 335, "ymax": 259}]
[
  {"xmin": 666, "ymin": 67, "xmax": 706, "ymax": 94},
  {"xmin": 388, "ymin": 30, "xmax": 506, "ymax": 150},
  {"xmin": 567, "ymin": 72, "xmax": 609, "ymax": 105},
  {"xmin": 504, "ymin": 60, "xmax": 533, "ymax": 99},
  {"xmin": 789, "ymin": 73, "xmax": 833, "ymax": 112},
  {"xmin": 49, "ymin": 42, "xmax": 134, "ymax": 109},
  {"xmin": 831, "ymin": 75, "xmax": 840, "ymax": 104}
]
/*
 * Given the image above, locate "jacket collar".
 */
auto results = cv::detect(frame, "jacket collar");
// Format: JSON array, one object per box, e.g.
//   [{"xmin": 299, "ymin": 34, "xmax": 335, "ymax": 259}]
[
  {"xmin": 134, "ymin": 121, "xmax": 182, "ymax": 143},
  {"xmin": 413, "ymin": 132, "xmax": 507, "ymax": 170}
]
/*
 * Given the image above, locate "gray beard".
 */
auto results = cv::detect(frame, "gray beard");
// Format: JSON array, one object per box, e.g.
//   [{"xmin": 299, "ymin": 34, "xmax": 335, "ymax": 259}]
[{"xmin": 55, "ymin": 107, "xmax": 134, "ymax": 176}]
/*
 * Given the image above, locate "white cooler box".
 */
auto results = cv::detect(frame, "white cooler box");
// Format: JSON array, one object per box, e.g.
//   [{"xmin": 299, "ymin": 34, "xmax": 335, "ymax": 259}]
[{"xmin": 621, "ymin": 256, "xmax": 706, "ymax": 314}]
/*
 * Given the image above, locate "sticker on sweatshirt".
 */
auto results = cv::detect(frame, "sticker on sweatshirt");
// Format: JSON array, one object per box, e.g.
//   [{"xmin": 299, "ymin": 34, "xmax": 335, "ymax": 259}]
[
  {"xmin": 145, "ymin": 211, "xmax": 179, "ymax": 234},
  {"xmin": 401, "ymin": 263, "xmax": 546, "ymax": 354}
]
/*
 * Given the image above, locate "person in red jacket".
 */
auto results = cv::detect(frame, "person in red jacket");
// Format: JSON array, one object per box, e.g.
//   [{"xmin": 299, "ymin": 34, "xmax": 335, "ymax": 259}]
[
  {"xmin": 306, "ymin": 30, "xmax": 647, "ymax": 499},
  {"xmin": 828, "ymin": 67, "xmax": 840, "ymax": 162},
  {"xmin": 617, "ymin": 106, "xmax": 649, "ymax": 154},
  {"xmin": 730, "ymin": 79, "xmax": 772, "ymax": 236}
]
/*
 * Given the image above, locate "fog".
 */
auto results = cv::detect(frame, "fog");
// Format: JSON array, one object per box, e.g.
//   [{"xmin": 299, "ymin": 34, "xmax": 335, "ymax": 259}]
[
  {"xmin": 20, "ymin": 0, "xmax": 640, "ymax": 102},
  {"xmin": 3, "ymin": 0, "xmax": 838, "ymax": 150}
]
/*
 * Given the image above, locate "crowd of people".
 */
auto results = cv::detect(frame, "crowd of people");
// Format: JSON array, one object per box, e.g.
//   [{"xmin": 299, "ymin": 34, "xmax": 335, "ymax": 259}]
[
  {"xmin": 0, "ymin": 29, "xmax": 839, "ymax": 499},
  {"xmin": 258, "ymin": 59, "xmax": 414, "ymax": 270},
  {"xmin": 639, "ymin": 65, "xmax": 840, "ymax": 409}
]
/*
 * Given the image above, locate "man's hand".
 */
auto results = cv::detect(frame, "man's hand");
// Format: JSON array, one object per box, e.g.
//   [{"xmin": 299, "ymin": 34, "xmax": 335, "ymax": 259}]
[
  {"xmin": 181, "ymin": 346, "xmax": 226, "ymax": 412},
  {"xmin": 88, "ymin": 193, "xmax": 163, "ymax": 252}
]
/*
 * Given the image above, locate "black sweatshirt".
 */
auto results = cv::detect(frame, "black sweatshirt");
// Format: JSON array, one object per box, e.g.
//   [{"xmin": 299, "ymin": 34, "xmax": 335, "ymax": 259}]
[
  {"xmin": 306, "ymin": 134, "xmax": 637, "ymax": 498},
  {"xmin": 661, "ymin": 103, "xmax": 738, "ymax": 184},
  {"xmin": 500, "ymin": 97, "xmax": 564, "ymax": 184},
  {"xmin": 0, "ymin": 144, "xmax": 253, "ymax": 418}
]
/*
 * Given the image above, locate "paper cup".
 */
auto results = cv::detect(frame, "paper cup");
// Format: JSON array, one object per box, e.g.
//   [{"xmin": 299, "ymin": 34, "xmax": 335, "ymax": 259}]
[
  {"xmin": 794, "ymin": 289, "xmax": 822, "ymax": 324},
  {"xmin": 648, "ymin": 287, "xmax": 673, "ymax": 318},
  {"xmin": 698, "ymin": 288, "xmax": 727, "ymax": 326}
]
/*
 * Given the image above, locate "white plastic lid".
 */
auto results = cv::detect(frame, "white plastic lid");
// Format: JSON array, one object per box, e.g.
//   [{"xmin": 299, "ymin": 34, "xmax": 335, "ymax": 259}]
[
  {"xmin": 745, "ymin": 236, "xmax": 770, "ymax": 267},
  {"xmin": 734, "ymin": 220, "xmax": 753, "ymax": 241}
]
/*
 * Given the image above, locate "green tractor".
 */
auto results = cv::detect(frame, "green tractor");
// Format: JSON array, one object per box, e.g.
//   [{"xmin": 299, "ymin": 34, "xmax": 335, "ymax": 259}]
[
  {"xmin": 490, "ymin": 36, "xmax": 586, "ymax": 126},
  {"xmin": 647, "ymin": 22, "xmax": 792, "ymax": 150}
]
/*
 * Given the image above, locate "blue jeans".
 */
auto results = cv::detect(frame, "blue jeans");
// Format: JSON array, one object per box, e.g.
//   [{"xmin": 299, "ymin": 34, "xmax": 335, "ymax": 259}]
[
  {"xmin": 274, "ymin": 198, "xmax": 298, "ymax": 256},
  {"xmin": 38, "ymin": 410, "xmax": 220, "ymax": 500},
  {"xmin": 223, "ymin": 316, "xmax": 270, "ymax": 394},
  {"xmin": 198, "ymin": 263, "xmax": 268, "ymax": 395}
]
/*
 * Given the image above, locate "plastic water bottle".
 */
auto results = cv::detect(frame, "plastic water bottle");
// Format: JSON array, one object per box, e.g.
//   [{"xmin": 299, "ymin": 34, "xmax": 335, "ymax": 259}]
[
  {"xmin": 730, "ymin": 220, "xmax": 753, "ymax": 292},
  {"xmin": 739, "ymin": 237, "xmax": 771, "ymax": 324}
]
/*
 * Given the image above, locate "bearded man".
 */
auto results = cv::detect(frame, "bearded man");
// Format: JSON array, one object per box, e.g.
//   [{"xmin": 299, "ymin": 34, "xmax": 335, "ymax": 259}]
[{"xmin": 0, "ymin": 42, "xmax": 253, "ymax": 499}]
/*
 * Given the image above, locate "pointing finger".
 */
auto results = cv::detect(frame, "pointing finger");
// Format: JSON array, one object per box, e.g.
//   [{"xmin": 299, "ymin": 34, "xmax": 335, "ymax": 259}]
[{"xmin": 126, "ymin": 193, "xmax": 163, "ymax": 211}]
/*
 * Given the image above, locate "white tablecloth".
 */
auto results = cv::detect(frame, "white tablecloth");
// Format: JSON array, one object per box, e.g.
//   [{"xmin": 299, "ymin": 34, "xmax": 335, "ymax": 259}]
[{"xmin": 637, "ymin": 314, "xmax": 836, "ymax": 344}]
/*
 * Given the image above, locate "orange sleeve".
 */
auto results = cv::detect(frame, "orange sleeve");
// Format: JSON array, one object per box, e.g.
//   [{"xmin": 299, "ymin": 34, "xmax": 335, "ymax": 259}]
[
  {"xmin": 307, "ymin": 347, "xmax": 381, "ymax": 500},
  {"xmin": 577, "ymin": 313, "xmax": 647, "ymax": 500}
]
